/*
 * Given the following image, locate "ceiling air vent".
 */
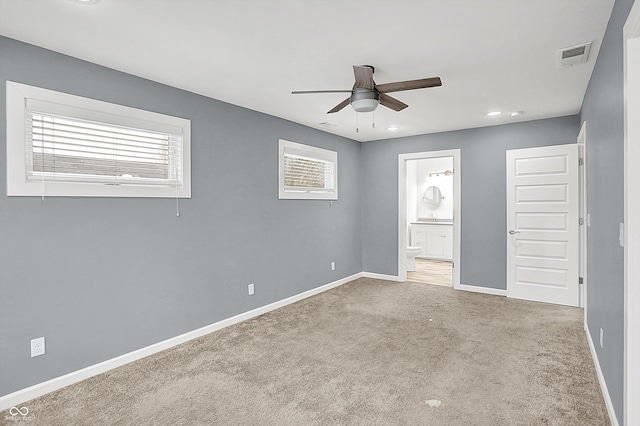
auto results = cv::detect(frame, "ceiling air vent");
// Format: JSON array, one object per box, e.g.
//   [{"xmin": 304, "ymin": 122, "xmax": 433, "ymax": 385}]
[{"xmin": 557, "ymin": 42, "xmax": 592, "ymax": 68}]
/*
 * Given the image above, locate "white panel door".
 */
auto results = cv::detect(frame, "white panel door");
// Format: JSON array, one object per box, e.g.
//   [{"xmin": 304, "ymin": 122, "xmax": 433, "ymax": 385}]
[{"xmin": 506, "ymin": 144, "xmax": 579, "ymax": 306}]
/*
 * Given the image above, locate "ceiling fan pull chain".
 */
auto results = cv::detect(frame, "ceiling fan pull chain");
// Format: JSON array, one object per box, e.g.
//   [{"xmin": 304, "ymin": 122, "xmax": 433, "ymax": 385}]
[
  {"xmin": 372, "ymin": 111, "xmax": 375, "ymax": 129},
  {"xmin": 356, "ymin": 112, "xmax": 359, "ymax": 133}
]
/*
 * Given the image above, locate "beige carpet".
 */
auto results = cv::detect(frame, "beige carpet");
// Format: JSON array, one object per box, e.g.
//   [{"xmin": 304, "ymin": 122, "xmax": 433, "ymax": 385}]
[{"xmin": 1, "ymin": 278, "xmax": 609, "ymax": 425}]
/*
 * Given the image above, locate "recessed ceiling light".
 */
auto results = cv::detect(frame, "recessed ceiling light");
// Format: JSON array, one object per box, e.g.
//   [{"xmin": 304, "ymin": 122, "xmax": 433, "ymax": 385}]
[
  {"xmin": 73, "ymin": 0, "xmax": 99, "ymax": 4},
  {"xmin": 487, "ymin": 111, "xmax": 502, "ymax": 116},
  {"xmin": 387, "ymin": 125, "xmax": 400, "ymax": 131},
  {"xmin": 510, "ymin": 111, "xmax": 524, "ymax": 117}
]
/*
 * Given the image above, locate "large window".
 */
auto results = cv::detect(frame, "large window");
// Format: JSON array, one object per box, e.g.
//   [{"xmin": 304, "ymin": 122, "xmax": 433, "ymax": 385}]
[
  {"xmin": 6, "ymin": 81, "xmax": 191, "ymax": 197},
  {"xmin": 278, "ymin": 139, "xmax": 337, "ymax": 200}
]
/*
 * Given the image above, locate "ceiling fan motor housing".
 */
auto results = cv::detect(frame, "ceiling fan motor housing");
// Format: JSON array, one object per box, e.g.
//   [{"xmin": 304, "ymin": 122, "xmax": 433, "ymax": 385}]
[{"xmin": 350, "ymin": 88, "xmax": 380, "ymax": 112}]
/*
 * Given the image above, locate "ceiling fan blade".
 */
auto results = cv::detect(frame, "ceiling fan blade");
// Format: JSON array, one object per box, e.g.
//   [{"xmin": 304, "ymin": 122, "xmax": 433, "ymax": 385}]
[
  {"xmin": 375, "ymin": 77, "xmax": 442, "ymax": 93},
  {"xmin": 292, "ymin": 90, "xmax": 353, "ymax": 94},
  {"xmin": 353, "ymin": 65, "xmax": 375, "ymax": 89},
  {"xmin": 380, "ymin": 93, "xmax": 408, "ymax": 112},
  {"xmin": 327, "ymin": 97, "xmax": 351, "ymax": 114}
]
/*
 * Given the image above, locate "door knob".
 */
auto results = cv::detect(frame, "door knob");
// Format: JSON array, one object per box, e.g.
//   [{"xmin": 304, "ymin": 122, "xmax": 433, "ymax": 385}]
[{"xmin": 509, "ymin": 230, "xmax": 520, "ymax": 235}]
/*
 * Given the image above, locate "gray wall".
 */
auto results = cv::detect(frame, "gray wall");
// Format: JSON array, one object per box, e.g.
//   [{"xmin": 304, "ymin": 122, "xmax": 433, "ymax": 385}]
[
  {"xmin": 581, "ymin": 0, "xmax": 635, "ymax": 422},
  {"xmin": 361, "ymin": 116, "xmax": 580, "ymax": 288},
  {"xmin": 0, "ymin": 37, "xmax": 362, "ymax": 396}
]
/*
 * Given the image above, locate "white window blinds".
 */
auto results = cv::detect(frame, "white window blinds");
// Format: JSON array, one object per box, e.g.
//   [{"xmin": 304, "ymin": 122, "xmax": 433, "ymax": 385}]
[
  {"xmin": 25, "ymin": 100, "xmax": 183, "ymax": 186},
  {"xmin": 283, "ymin": 152, "xmax": 335, "ymax": 192},
  {"xmin": 279, "ymin": 139, "xmax": 338, "ymax": 200}
]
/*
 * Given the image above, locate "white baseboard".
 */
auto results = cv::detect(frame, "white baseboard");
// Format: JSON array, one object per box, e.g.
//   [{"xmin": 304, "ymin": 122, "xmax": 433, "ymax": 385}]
[
  {"xmin": 458, "ymin": 283, "xmax": 507, "ymax": 297},
  {"xmin": 362, "ymin": 272, "xmax": 403, "ymax": 282},
  {"xmin": 0, "ymin": 272, "xmax": 363, "ymax": 411},
  {"xmin": 584, "ymin": 322, "xmax": 619, "ymax": 426}
]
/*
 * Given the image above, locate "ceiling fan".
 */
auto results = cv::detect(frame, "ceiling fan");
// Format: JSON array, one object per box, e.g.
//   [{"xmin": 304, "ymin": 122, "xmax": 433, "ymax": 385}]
[{"xmin": 292, "ymin": 65, "xmax": 442, "ymax": 114}]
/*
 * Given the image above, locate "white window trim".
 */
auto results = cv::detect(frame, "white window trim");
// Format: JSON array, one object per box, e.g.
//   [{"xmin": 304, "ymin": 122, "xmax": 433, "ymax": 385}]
[
  {"xmin": 278, "ymin": 139, "xmax": 338, "ymax": 200},
  {"xmin": 6, "ymin": 81, "xmax": 191, "ymax": 198}
]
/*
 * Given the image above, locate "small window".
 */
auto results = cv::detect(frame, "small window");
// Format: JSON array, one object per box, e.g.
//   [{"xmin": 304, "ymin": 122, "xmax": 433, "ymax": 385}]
[
  {"xmin": 278, "ymin": 139, "xmax": 337, "ymax": 200},
  {"xmin": 6, "ymin": 81, "xmax": 191, "ymax": 197}
]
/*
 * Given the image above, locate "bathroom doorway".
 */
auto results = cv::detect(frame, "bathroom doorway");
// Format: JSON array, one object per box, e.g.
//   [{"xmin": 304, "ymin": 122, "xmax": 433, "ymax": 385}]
[
  {"xmin": 408, "ymin": 259, "xmax": 453, "ymax": 287},
  {"xmin": 398, "ymin": 150, "xmax": 461, "ymax": 288}
]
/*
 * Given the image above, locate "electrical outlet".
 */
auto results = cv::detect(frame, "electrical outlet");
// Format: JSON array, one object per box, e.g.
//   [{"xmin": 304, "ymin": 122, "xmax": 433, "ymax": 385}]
[
  {"xmin": 600, "ymin": 328, "xmax": 604, "ymax": 349},
  {"xmin": 331, "ymin": 262, "xmax": 336, "ymax": 271},
  {"xmin": 248, "ymin": 283, "xmax": 255, "ymax": 296},
  {"xmin": 31, "ymin": 337, "xmax": 45, "ymax": 357}
]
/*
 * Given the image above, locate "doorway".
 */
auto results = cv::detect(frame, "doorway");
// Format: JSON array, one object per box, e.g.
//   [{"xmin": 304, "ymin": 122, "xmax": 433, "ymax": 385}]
[
  {"xmin": 398, "ymin": 150, "xmax": 461, "ymax": 288},
  {"xmin": 407, "ymin": 259, "xmax": 453, "ymax": 287}
]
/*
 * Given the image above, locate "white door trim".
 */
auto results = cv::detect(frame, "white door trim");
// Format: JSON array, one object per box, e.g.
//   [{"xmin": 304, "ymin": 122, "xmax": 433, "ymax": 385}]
[
  {"xmin": 578, "ymin": 121, "xmax": 588, "ymax": 311},
  {"xmin": 623, "ymin": 2, "xmax": 640, "ymax": 424},
  {"xmin": 398, "ymin": 149, "xmax": 461, "ymax": 288}
]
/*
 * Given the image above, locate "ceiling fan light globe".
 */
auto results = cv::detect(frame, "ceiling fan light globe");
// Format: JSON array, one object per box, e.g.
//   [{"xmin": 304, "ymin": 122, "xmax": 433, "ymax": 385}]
[
  {"xmin": 350, "ymin": 89, "xmax": 380, "ymax": 112},
  {"xmin": 351, "ymin": 98, "xmax": 379, "ymax": 112}
]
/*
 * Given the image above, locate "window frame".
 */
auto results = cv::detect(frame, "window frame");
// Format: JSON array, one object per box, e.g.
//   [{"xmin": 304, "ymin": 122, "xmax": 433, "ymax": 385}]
[
  {"xmin": 278, "ymin": 139, "xmax": 338, "ymax": 200},
  {"xmin": 6, "ymin": 81, "xmax": 191, "ymax": 198}
]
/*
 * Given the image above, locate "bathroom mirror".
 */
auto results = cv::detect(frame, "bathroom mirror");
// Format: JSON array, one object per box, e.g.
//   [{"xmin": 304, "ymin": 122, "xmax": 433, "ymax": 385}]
[{"xmin": 423, "ymin": 186, "xmax": 443, "ymax": 208}]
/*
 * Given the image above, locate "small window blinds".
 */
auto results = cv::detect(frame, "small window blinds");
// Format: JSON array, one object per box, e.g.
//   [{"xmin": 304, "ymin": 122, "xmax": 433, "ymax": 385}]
[
  {"xmin": 26, "ymin": 100, "xmax": 183, "ymax": 186},
  {"xmin": 283, "ymin": 152, "xmax": 335, "ymax": 192},
  {"xmin": 6, "ymin": 81, "xmax": 191, "ymax": 198},
  {"xmin": 279, "ymin": 139, "xmax": 338, "ymax": 200}
]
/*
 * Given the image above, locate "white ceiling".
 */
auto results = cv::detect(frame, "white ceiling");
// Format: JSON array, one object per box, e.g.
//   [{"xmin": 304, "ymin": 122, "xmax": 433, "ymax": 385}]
[{"xmin": 0, "ymin": 0, "xmax": 615, "ymax": 142}]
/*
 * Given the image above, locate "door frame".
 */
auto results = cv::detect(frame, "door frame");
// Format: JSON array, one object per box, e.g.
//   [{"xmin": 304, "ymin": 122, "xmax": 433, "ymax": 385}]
[
  {"xmin": 398, "ymin": 149, "xmax": 461, "ymax": 288},
  {"xmin": 623, "ymin": 2, "xmax": 640, "ymax": 423},
  {"xmin": 578, "ymin": 121, "xmax": 587, "ymax": 311}
]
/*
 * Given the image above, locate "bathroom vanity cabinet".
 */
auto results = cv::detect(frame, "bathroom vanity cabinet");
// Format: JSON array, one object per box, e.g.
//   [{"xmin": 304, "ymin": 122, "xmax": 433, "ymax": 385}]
[{"xmin": 410, "ymin": 223, "xmax": 453, "ymax": 261}]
